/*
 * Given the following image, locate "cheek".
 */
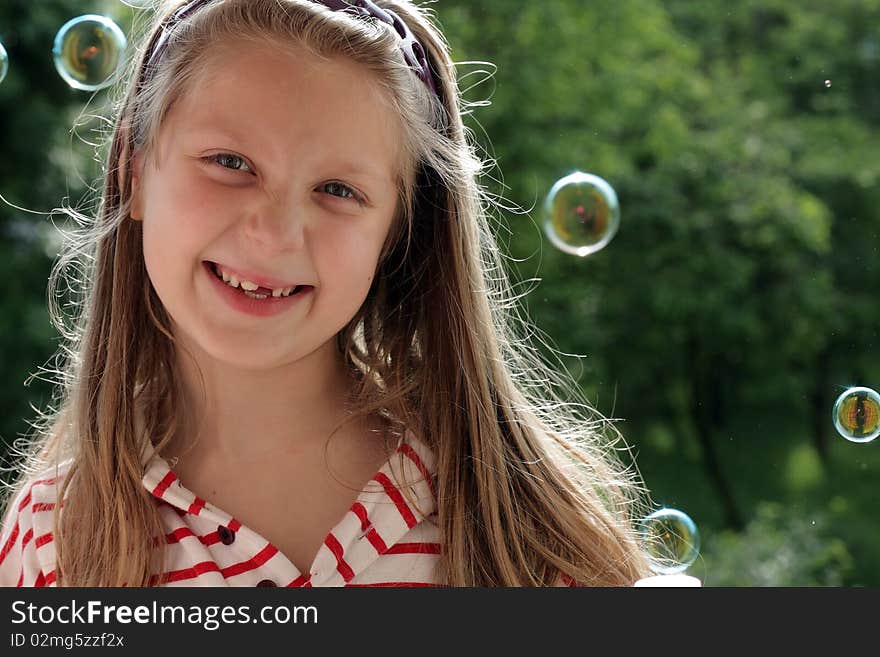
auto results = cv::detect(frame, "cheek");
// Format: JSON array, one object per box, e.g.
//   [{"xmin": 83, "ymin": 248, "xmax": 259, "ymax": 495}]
[
  {"xmin": 140, "ymin": 172, "xmax": 227, "ymax": 259},
  {"xmin": 316, "ymin": 225, "xmax": 386, "ymax": 302},
  {"xmin": 141, "ymin": 218, "xmax": 187, "ymax": 305}
]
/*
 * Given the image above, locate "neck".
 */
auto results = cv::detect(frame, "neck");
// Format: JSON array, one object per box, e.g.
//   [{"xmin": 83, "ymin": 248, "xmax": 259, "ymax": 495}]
[{"xmin": 168, "ymin": 337, "xmax": 355, "ymax": 469}]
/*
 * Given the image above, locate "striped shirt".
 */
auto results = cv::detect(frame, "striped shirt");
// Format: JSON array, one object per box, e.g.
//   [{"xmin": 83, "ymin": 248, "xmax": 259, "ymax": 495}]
[
  {"xmin": 0, "ymin": 432, "xmax": 441, "ymax": 587},
  {"xmin": 0, "ymin": 435, "xmax": 695, "ymax": 588}
]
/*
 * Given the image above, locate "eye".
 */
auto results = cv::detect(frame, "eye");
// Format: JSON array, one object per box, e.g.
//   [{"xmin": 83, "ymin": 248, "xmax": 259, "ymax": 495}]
[
  {"xmin": 202, "ymin": 153, "xmax": 253, "ymax": 174},
  {"xmin": 322, "ymin": 181, "xmax": 366, "ymax": 206}
]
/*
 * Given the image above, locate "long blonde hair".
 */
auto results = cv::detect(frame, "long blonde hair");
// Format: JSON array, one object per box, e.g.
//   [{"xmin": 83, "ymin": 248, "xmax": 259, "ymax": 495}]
[{"xmin": 2, "ymin": 0, "xmax": 651, "ymax": 585}]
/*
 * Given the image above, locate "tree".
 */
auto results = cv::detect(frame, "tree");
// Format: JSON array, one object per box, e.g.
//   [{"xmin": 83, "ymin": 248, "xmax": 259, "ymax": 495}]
[
  {"xmin": 440, "ymin": 0, "xmax": 878, "ymax": 534},
  {"xmin": 0, "ymin": 0, "xmax": 133, "ymax": 470}
]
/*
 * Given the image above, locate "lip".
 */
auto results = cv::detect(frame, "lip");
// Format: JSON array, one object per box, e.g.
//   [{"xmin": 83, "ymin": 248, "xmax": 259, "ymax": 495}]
[
  {"xmin": 203, "ymin": 261, "xmax": 312, "ymax": 318},
  {"xmin": 210, "ymin": 261, "xmax": 305, "ymax": 290}
]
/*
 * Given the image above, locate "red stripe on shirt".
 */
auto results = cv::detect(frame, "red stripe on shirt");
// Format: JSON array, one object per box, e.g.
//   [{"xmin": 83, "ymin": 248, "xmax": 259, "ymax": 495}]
[
  {"xmin": 351, "ymin": 502, "xmax": 389, "ymax": 554},
  {"xmin": 151, "ymin": 471, "xmax": 177, "ymax": 498},
  {"xmin": 15, "ymin": 476, "xmax": 62, "ymax": 515},
  {"xmin": 163, "ymin": 527, "xmax": 198, "ymax": 545},
  {"xmin": 187, "ymin": 497, "xmax": 207, "ymax": 516},
  {"xmin": 156, "ymin": 560, "xmax": 222, "ymax": 585},
  {"xmin": 156, "ymin": 543, "xmax": 278, "ymax": 584},
  {"xmin": 324, "ymin": 532, "xmax": 355, "ymax": 582},
  {"xmin": 45, "ymin": 570, "xmax": 57, "ymax": 586},
  {"xmin": 34, "ymin": 571, "xmax": 47, "ymax": 587},
  {"xmin": 17, "ymin": 491, "xmax": 32, "ymax": 513},
  {"xmin": 560, "ymin": 573, "xmax": 579, "ymax": 587},
  {"xmin": 163, "ymin": 517, "xmax": 243, "ymax": 547},
  {"xmin": 365, "ymin": 528, "xmax": 388, "ymax": 555},
  {"xmin": 32, "ymin": 502, "xmax": 55, "ymax": 513},
  {"xmin": 35, "ymin": 532, "xmax": 54, "ymax": 549},
  {"xmin": 385, "ymin": 542, "xmax": 441, "ymax": 555},
  {"xmin": 345, "ymin": 582, "xmax": 442, "ymax": 587},
  {"xmin": 351, "ymin": 502, "xmax": 371, "ymax": 530},
  {"xmin": 374, "ymin": 472, "xmax": 417, "ymax": 528},
  {"xmin": 399, "ymin": 443, "xmax": 436, "ymax": 499},
  {"xmin": 221, "ymin": 543, "xmax": 279, "ymax": 579},
  {"xmin": 0, "ymin": 522, "xmax": 19, "ymax": 566},
  {"xmin": 21, "ymin": 528, "xmax": 34, "ymax": 549},
  {"xmin": 286, "ymin": 573, "xmax": 312, "ymax": 587}
]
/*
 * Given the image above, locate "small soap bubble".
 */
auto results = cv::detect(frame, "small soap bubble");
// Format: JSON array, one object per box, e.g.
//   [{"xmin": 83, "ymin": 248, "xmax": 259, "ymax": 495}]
[
  {"xmin": 543, "ymin": 171, "xmax": 620, "ymax": 257},
  {"xmin": 52, "ymin": 15, "xmax": 127, "ymax": 91},
  {"xmin": 0, "ymin": 41, "xmax": 8, "ymax": 85},
  {"xmin": 824, "ymin": 79, "xmax": 832, "ymax": 88},
  {"xmin": 639, "ymin": 508, "xmax": 700, "ymax": 575},
  {"xmin": 832, "ymin": 386, "xmax": 880, "ymax": 443}
]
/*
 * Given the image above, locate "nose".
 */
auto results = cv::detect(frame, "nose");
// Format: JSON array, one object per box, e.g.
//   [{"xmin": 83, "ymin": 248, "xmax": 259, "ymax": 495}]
[{"xmin": 241, "ymin": 193, "xmax": 306, "ymax": 253}]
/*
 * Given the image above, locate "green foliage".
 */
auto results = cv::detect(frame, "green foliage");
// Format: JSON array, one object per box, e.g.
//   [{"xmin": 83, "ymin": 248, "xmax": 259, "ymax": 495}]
[
  {"xmin": 0, "ymin": 0, "xmax": 132, "ymax": 458},
  {"xmin": 443, "ymin": 0, "xmax": 879, "ymax": 582},
  {"xmin": 699, "ymin": 501, "xmax": 855, "ymax": 586}
]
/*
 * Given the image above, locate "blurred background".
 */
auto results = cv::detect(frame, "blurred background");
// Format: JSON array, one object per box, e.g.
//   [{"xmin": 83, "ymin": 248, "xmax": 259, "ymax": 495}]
[{"xmin": 1, "ymin": 0, "xmax": 878, "ymax": 585}]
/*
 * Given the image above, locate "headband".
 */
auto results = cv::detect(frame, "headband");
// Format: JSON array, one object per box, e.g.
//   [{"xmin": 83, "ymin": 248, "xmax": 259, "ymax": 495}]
[{"xmin": 139, "ymin": 0, "xmax": 438, "ymax": 96}]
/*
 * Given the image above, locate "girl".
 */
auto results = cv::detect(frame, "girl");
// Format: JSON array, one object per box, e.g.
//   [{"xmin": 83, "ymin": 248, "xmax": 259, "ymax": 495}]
[{"xmin": 0, "ymin": 0, "xmax": 654, "ymax": 587}]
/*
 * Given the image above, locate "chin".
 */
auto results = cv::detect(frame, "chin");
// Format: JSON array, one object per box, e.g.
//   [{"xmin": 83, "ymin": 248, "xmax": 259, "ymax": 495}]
[{"xmin": 211, "ymin": 344, "xmax": 299, "ymax": 372}]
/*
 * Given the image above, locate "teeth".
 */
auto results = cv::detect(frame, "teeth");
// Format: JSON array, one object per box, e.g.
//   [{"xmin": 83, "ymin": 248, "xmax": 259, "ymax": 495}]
[{"xmin": 213, "ymin": 263, "xmax": 298, "ymax": 298}]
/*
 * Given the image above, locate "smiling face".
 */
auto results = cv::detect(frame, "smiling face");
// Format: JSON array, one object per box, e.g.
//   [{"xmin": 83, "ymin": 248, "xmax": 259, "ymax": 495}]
[{"xmin": 130, "ymin": 42, "xmax": 403, "ymax": 372}]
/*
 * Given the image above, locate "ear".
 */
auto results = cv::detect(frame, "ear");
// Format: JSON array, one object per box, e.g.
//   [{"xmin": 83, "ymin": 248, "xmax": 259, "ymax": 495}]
[
  {"xmin": 128, "ymin": 151, "xmax": 145, "ymax": 222},
  {"xmin": 116, "ymin": 125, "xmax": 145, "ymax": 222}
]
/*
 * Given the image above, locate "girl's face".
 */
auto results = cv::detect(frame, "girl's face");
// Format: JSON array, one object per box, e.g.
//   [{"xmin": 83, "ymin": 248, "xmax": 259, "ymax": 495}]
[{"xmin": 130, "ymin": 43, "xmax": 402, "ymax": 371}]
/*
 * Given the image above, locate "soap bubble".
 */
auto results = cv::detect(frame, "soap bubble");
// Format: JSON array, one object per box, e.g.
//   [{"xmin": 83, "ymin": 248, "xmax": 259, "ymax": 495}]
[
  {"xmin": 543, "ymin": 171, "xmax": 620, "ymax": 257},
  {"xmin": 639, "ymin": 508, "xmax": 700, "ymax": 575},
  {"xmin": 0, "ymin": 41, "xmax": 8, "ymax": 85},
  {"xmin": 833, "ymin": 386, "xmax": 880, "ymax": 444},
  {"xmin": 53, "ymin": 15, "xmax": 127, "ymax": 91}
]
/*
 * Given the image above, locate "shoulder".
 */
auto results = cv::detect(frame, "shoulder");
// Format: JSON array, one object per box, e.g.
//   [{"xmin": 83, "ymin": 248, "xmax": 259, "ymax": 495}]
[{"xmin": 0, "ymin": 461, "xmax": 72, "ymax": 587}]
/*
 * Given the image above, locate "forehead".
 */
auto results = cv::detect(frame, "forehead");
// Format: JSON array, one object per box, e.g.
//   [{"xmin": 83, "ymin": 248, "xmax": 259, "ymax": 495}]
[{"xmin": 161, "ymin": 43, "xmax": 404, "ymax": 179}]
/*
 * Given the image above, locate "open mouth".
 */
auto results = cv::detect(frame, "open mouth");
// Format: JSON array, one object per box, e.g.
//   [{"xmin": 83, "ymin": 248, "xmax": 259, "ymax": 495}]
[{"xmin": 204, "ymin": 261, "xmax": 309, "ymax": 300}]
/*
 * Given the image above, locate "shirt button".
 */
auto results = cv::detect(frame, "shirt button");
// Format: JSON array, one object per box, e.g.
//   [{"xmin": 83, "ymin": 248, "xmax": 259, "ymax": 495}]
[
  {"xmin": 217, "ymin": 525, "xmax": 235, "ymax": 545},
  {"xmin": 256, "ymin": 579, "xmax": 277, "ymax": 587}
]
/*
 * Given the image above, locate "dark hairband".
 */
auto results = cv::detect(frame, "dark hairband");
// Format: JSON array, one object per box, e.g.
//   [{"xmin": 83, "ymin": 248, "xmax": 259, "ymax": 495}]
[{"xmin": 139, "ymin": 0, "xmax": 438, "ymax": 96}]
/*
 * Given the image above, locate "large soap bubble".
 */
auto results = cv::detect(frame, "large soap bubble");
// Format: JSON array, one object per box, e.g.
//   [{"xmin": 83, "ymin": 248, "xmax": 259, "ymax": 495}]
[
  {"xmin": 638, "ymin": 507, "xmax": 700, "ymax": 575},
  {"xmin": 543, "ymin": 171, "xmax": 620, "ymax": 257},
  {"xmin": 53, "ymin": 15, "xmax": 127, "ymax": 91},
  {"xmin": 0, "ymin": 41, "xmax": 8, "ymax": 85},
  {"xmin": 833, "ymin": 386, "xmax": 880, "ymax": 444}
]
